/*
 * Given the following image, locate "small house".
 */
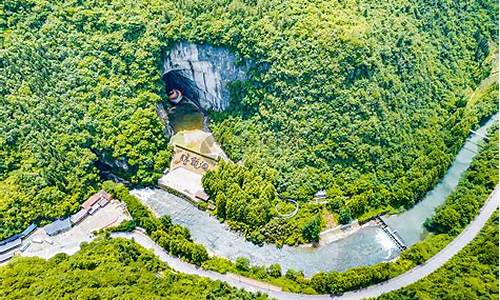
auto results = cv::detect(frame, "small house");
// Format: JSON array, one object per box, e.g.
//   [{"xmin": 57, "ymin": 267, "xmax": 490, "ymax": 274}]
[
  {"xmin": 44, "ymin": 218, "xmax": 71, "ymax": 236},
  {"xmin": 20, "ymin": 223, "xmax": 37, "ymax": 238},
  {"xmin": 70, "ymin": 209, "xmax": 88, "ymax": 225},
  {"xmin": 81, "ymin": 190, "xmax": 112, "ymax": 210}
]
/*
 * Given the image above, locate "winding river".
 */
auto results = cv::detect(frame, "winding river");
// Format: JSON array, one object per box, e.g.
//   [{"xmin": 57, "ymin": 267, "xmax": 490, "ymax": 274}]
[
  {"xmin": 383, "ymin": 113, "xmax": 499, "ymax": 245},
  {"xmin": 132, "ymin": 113, "xmax": 498, "ymax": 277}
]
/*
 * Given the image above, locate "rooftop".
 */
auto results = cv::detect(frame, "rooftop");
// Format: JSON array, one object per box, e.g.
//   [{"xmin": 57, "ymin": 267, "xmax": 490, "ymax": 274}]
[
  {"xmin": 44, "ymin": 218, "xmax": 71, "ymax": 236},
  {"xmin": 81, "ymin": 190, "xmax": 112, "ymax": 210},
  {"xmin": 70, "ymin": 209, "xmax": 88, "ymax": 224},
  {"xmin": 0, "ymin": 238, "xmax": 21, "ymax": 253}
]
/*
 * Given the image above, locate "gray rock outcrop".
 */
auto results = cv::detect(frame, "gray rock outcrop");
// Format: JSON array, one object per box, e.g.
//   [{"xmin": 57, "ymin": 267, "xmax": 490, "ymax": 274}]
[
  {"xmin": 162, "ymin": 42, "xmax": 248, "ymax": 111},
  {"xmin": 155, "ymin": 103, "xmax": 174, "ymax": 138}
]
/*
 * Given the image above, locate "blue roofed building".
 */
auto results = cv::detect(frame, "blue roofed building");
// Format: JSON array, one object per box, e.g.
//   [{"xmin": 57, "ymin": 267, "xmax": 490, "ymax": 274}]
[
  {"xmin": 0, "ymin": 234, "xmax": 21, "ymax": 246},
  {"xmin": 0, "ymin": 238, "xmax": 21, "ymax": 253},
  {"xmin": 20, "ymin": 223, "xmax": 37, "ymax": 238}
]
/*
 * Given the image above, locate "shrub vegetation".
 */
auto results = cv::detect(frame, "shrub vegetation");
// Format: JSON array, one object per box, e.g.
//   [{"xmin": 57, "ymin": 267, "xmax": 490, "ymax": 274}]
[
  {"xmin": 1, "ymin": 0, "xmax": 498, "ymax": 244},
  {"xmin": 0, "ymin": 237, "xmax": 269, "ymax": 300}
]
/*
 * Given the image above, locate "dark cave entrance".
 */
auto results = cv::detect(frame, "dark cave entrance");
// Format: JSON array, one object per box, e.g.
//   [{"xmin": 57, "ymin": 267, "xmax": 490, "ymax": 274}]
[
  {"xmin": 91, "ymin": 150, "xmax": 131, "ymax": 186},
  {"xmin": 162, "ymin": 70, "xmax": 201, "ymax": 105},
  {"xmin": 162, "ymin": 70, "xmax": 206, "ymax": 133}
]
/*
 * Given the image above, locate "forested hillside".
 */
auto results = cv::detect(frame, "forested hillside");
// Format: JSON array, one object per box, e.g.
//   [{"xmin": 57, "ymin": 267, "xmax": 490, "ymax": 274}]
[
  {"xmin": 0, "ymin": 237, "xmax": 268, "ymax": 300},
  {"xmin": 1, "ymin": 0, "xmax": 498, "ymax": 241},
  {"xmin": 204, "ymin": 0, "xmax": 499, "ymax": 243},
  {"xmin": 309, "ymin": 124, "xmax": 499, "ymax": 295},
  {"xmin": 426, "ymin": 124, "xmax": 499, "ymax": 235},
  {"xmin": 379, "ymin": 212, "xmax": 499, "ymax": 300},
  {"xmin": 1, "ymin": 0, "xmax": 173, "ymax": 239},
  {"xmin": 106, "ymin": 120, "xmax": 499, "ymax": 293}
]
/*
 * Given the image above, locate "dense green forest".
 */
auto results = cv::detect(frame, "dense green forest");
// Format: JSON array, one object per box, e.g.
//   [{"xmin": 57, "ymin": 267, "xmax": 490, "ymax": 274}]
[
  {"xmin": 202, "ymin": 160, "xmax": 324, "ymax": 245},
  {"xmin": 426, "ymin": 125, "xmax": 499, "ymax": 235},
  {"xmin": 3, "ymin": 118, "xmax": 495, "ymax": 298},
  {"xmin": 1, "ymin": 0, "xmax": 173, "ymax": 239},
  {"xmin": 0, "ymin": 237, "xmax": 268, "ymax": 300},
  {"xmin": 207, "ymin": 0, "xmax": 499, "ymax": 228},
  {"xmin": 1, "ymin": 129, "xmax": 497, "ymax": 298},
  {"xmin": 101, "ymin": 121, "xmax": 498, "ymax": 295},
  {"xmin": 205, "ymin": 82, "xmax": 498, "ymax": 246},
  {"xmin": 379, "ymin": 212, "xmax": 499, "ymax": 300},
  {"xmin": 200, "ymin": 0, "xmax": 500, "ymax": 244},
  {"xmin": 1, "ymin": 0, "xmax": 498, "ymax": 242},
  {"xmin": 308, "ymin": 124, "xmax": 499, "ymax": 295}
]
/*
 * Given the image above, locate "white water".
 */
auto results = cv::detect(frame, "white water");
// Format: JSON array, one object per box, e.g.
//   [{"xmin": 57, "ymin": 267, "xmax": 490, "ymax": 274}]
[
  {"xmin": 132, "ymin": 113, "xmax": 498, "ymax": 276},
  {"xmin": 133, "ymin": 188, "xmax": 397, "ymax": 276}
]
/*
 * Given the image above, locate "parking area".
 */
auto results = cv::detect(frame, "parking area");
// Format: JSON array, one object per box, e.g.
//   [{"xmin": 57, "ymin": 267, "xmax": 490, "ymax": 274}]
[{"xmin": 18, "ymin": 200, "xmax": 130, "ymax": 260}]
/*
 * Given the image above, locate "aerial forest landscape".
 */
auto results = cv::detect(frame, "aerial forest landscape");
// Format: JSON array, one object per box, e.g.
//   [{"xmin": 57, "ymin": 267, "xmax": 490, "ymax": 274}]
[{"xmin": 1, "ymin": 0, "xmax": 499, "ymax": 299}]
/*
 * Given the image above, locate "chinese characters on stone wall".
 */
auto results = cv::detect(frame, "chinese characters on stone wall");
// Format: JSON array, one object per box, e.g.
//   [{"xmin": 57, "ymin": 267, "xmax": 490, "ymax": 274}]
[
  {"xmin": 171, "ymin": 146, "xmax": 218, "ymax": 175},
  {"xmin": 179, "ymin": 153, "xmax": 210, "ymax": 171}
]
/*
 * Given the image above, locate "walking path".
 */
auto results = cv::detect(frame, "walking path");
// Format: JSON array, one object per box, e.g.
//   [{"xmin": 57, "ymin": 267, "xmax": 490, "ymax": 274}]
[
  {"xmin": 112, "ymin": 186, "xmax": 498, "ymax": 299},
  {"xmin": 1, "ymin": 187, "xmax": 496, "ymax": 298}
]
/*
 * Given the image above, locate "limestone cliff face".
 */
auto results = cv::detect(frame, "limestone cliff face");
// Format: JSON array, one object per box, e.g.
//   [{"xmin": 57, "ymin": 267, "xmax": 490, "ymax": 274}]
[
  {"xmin": 155, "ymin": 103, "xmax": 173, "ymax": 138},
  {"xmin": 163, "ymin": 42, "xmax": 248, "ymax": 111}
]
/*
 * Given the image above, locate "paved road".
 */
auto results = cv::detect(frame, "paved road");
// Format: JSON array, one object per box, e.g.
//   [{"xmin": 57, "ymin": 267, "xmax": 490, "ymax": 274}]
[{"xmin": 112, "ymin": 186, "xmax": 499, "ymax": 300}]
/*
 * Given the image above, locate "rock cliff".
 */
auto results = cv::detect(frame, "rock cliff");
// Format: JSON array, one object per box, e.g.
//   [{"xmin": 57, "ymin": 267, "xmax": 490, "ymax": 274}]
[{"xmin": 162, "ymin": 42, "xmax": 248, "ymax": 111}]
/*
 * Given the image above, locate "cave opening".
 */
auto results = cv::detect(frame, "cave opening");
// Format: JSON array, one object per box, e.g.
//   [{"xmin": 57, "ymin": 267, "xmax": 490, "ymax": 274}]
[
  {"xmin": 162, "ymin": 70, "xmax": 201, "ymax": 105},
  {"xmin": 162, "ymin": 70, "xmax": 205, "ymax": 133}
]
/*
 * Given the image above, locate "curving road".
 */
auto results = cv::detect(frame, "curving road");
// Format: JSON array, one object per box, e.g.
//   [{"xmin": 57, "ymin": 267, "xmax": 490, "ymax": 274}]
[{"xmin": 113, "ymin": 186, "xmax": 498, "ymax": 300}]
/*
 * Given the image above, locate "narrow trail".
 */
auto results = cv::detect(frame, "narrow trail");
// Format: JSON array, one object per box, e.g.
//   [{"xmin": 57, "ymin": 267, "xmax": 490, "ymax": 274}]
[{"xmin": 112, "ymin": 186, "xmax": 499, "ymax": 300}]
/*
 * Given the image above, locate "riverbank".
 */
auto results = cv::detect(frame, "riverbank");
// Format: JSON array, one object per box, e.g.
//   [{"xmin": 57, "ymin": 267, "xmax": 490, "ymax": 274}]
[
  {"xmin": 113, "ymin": 188, "xmax": 498, "ymax": 300},
  {"xmin": 383, "ymin": 113, "xmax": 499, "ymax": 246},
  {"xmin": 2, "ymin": 185, "xmax": 497, "ymax": 299},
  {"xmin": 20, "ymin": 186, "xmax": 500, "ymax": 300},
  {"xmin": 133, "ymin": 187, "xmax": 399, "ymax": 276},
  {"xmin": 3, "ymin": 152, "xmax": 497, "ymax": 298},
  {"xmin": 298, "ymin": 221, "xmax": 363, "ymax": 248},
  {"xmin": 131, "ymin": 111, "xmax": 499, "ymax": 275}
]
